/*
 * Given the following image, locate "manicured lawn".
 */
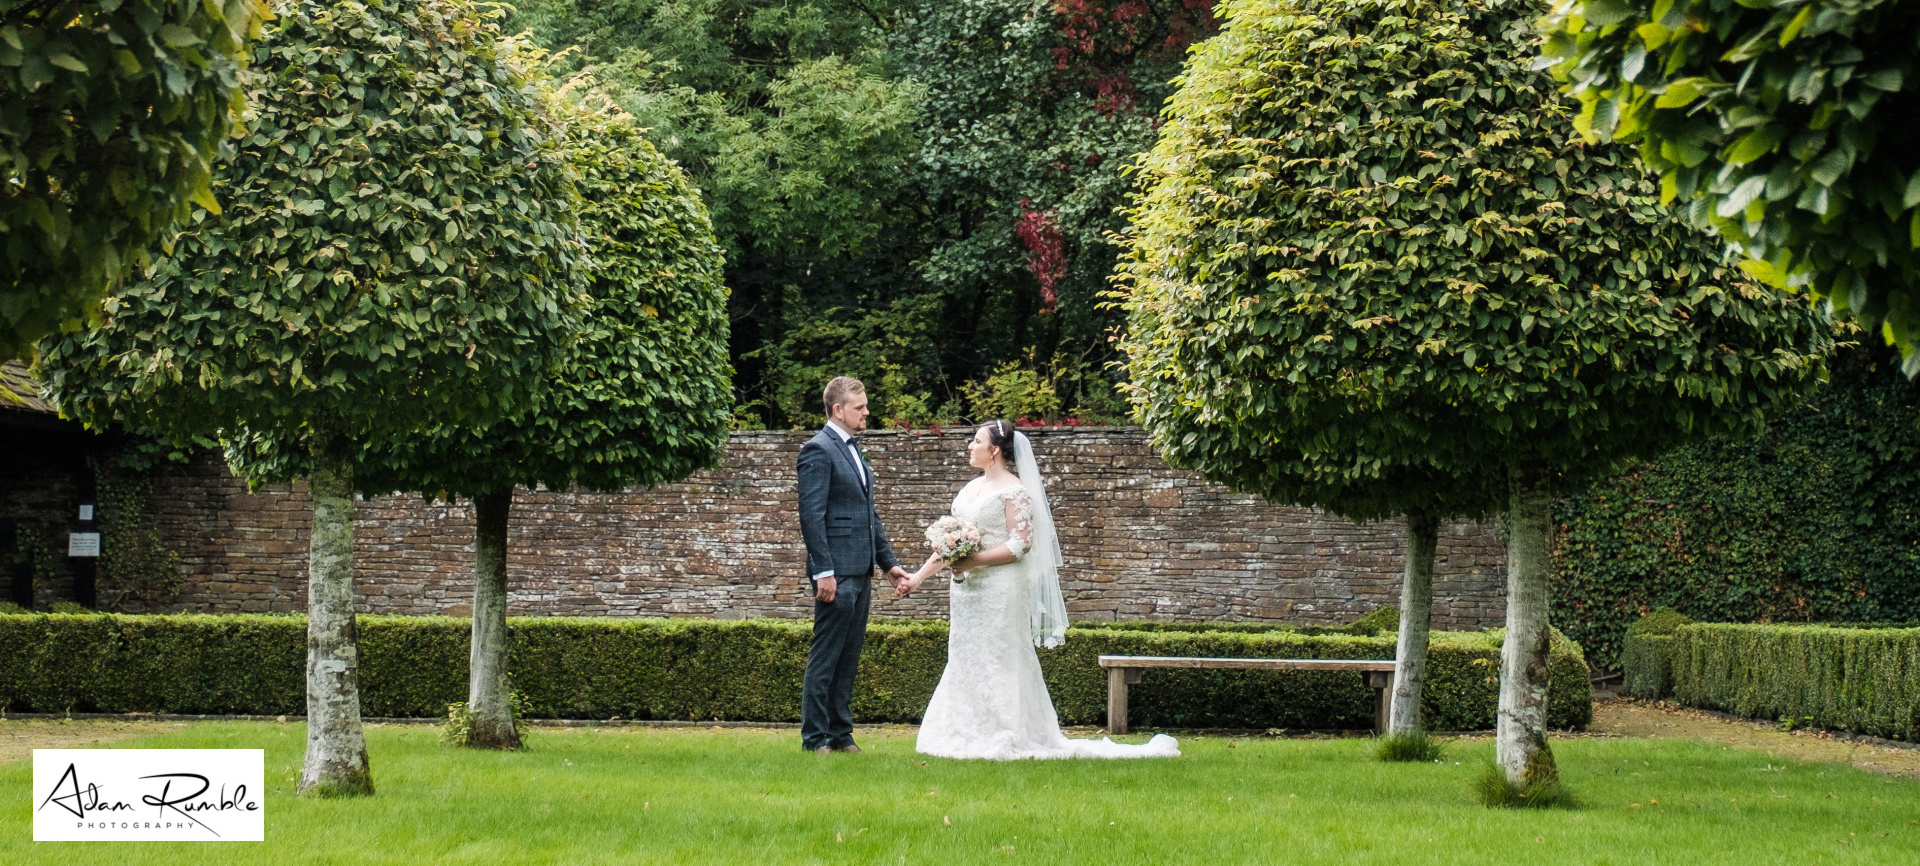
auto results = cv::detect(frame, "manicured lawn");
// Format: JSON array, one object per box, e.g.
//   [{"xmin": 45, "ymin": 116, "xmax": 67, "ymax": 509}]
[{"xmin": 5, "ymin": 722, "xmax": 1918, "ymax": 864}]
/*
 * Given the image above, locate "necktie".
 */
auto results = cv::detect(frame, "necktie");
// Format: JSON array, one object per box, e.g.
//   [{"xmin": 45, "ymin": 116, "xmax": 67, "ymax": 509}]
[{"xmin": 846, "ymin": 436, "xmax": 869, "ymax": 492}]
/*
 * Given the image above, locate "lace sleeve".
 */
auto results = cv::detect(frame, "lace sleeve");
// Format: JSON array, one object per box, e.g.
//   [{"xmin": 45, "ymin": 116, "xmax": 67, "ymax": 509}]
[{"xmin": 1002, "ymin": 487, "xmax": 1034, "ymax": 559}]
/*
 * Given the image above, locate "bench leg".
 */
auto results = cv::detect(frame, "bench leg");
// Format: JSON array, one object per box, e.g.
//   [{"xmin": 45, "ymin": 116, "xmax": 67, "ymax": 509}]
[
  {"xmin": 1371, "ymin": 671, "xmax": 1395, "ymax": 735},
  {"xmin": 1107, "ymin": 667, "xmax": 1130, "ymax": 735}
]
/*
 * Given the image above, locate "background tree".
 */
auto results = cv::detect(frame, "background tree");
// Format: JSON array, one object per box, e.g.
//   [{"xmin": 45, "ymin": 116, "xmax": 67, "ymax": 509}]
[
  {"xmin": 869, "ymin": 0, "xmax": 1219, "ymax": 427},
  {"xmin": 505, "ymin": 0, "xmax": 931, "ymax": 424},
  {"xmin": 0, "ymin": 0, "xmax": 271, "ymax": 360},
  {"xmin": 325, "ymin": 80, "xmax": 732, "ymax": 750},
  {"xmin": 1538, "ymin": 0, "xmax": 1920, "ymax": 373},
  {"xmin": 507, "ymin": 1, "xmax": 1219, "ymax": 427},
  {"xmin": 40, "ymin": 0, "xmax": 583, "ymax": 796},
  {"xmin": 1116, "ymin": 0, "xmax": 1831, "ymax": 797}
]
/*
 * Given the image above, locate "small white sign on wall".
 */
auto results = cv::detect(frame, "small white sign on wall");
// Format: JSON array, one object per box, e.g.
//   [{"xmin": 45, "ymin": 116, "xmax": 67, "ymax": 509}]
[
  {"xmin": 32, "ymin": 749, "xmax": 265, "ymax": 841},
  {"xmin": 66, "ymin": 532, "xmax": 100, "ymax": 558}
]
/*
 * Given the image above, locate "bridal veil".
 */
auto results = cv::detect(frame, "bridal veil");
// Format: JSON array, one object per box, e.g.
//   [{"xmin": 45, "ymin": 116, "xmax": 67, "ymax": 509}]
[{"xmin": 1012, "ymin": 432, "xmax": 1069, "ymax": 648}]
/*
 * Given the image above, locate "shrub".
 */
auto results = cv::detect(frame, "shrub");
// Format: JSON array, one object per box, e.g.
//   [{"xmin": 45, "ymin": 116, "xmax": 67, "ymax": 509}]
[
  {"xmin": 1618, "ymin": 608, "xmax": 1692, "ymax": 698},
  {"xmin": 1628, "ymin": 608, "xmax": 1694, "ymax": 637},
  {"xmin": 1645, "ymin": 623, "xmax": 1920, "ymax": 739},
  {"xmin": 0, "ymin": 614, "xmax": 1593, "ymax": 730},
  {"xmin": 1344, "ymin": 606, "xmax": 1401, "ymax": 637},
  {"xmin": 1472, "ymin": 761, "xmax": 1576, "ymax": 810},
  {"xmin": 1375, "ymin": 731, "xmax": 1446, "ymax": 763}
]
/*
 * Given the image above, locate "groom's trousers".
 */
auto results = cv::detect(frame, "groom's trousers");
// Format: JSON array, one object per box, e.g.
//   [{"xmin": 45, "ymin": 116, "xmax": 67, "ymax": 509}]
[{"xmin": 802, "ymin": 574, "xmax": 871, "ymax": 751}]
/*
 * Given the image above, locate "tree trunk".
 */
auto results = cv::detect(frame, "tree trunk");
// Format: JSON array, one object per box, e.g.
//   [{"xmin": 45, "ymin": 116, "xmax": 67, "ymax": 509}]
[
  {"xmin": 1497, "ymin": 463, "xmax": 1558, "ymax": 789},
  {"xmin": 464, "ymin": 488, "xmax": 520, "ymax": 749},
  {"xmin": 1388, "ymin": 509, "xmax": 1439, "ymax": 736},
  {"xmin": 298, "ymin": 428, "xmax": 374, "ymax": 797}
]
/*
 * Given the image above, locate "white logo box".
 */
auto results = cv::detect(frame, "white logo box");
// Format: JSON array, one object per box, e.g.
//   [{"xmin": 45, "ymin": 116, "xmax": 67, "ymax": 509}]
[{"xmin": 33, "ymin": 749, "xmax": 265, "ymax": 842}]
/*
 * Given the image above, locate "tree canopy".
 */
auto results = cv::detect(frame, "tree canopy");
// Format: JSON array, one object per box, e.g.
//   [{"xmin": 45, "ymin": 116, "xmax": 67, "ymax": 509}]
[
  {"xmin": 316, "ymin": 83, "xmax": 733, "ymax": 500},
  {"xmin": 1116, "ymin": 0, "xmax": 1832, "ymax": 513},
  {"xmin": 1538, "ymin": 0, "xmax": 1920, "ymax": 373},
  {"xmin": 42, "ymin": 0, "xmax": 583, "ymax": 455},
  {"xmin": 0, "ymin": 0, "xmax": 271, "ymax": 360}
]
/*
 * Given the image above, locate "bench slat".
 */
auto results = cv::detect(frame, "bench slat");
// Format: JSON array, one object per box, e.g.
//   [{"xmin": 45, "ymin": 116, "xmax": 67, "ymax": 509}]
[{"xmin": 1097, "ymin": 655, "xmax": 1394, "ymax": 672}]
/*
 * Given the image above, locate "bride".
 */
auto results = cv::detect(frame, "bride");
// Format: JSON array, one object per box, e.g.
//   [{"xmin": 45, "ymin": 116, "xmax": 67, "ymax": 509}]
[{"xmin": 895, "ymin": 420, "xmax": 1179, "ymax": 760}]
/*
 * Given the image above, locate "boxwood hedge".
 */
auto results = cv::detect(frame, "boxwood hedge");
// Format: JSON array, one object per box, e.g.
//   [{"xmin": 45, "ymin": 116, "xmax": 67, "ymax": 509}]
[
  {"xmin": 0, "ymin": 614, "xmax": 1591, "ymax": 730},
  {"xmin": 1625, "ymin": 622, "xmax": 1920, "ymax": 740}
]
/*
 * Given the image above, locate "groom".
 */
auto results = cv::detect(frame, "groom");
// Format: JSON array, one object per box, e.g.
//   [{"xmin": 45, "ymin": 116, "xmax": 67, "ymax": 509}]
[{"xmin": 796, "ymin": 376, "xmax": 908, "ymax": 754}]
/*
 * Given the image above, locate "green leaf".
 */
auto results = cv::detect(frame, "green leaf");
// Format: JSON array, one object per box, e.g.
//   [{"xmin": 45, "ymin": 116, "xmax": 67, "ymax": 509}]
[
  {"xmin": 1636, "ymin": 23, "xmax": 1670, "ymax": 51},
  {"xmin": 1860, "ymin": 69, "xmax": 1903, "ymax": 93},
  {"xmin": 1808, "ymin": 149, "xmax": 1850, "ymax": 188},
  {"xmin": 155, "ymin": 24, "xmax": 203, "ymax": 47},
  {"xmin": 1583, "ymin": 0, "xmax": 1638, "ymax": 27},
  {"xmin": 1654, "ymin": 79, "xmax": 1708, "ymax": 109},
  {"xmin": 1726, "ymin": 126, "xmax": 1784, "ymax": 166},
  {"xmin": 1737, "ymin": 259, "xmax": 1783, "ymax": 287},
  {"xmin": 47, "ymin": 53, "xmax": 87, "ymax": 73},
  {"xmin": 1716, "ymin": 176, "xmax": 1766, "ymax": 222},
  {"xmin": 1778, "ymin": 6, "xmax": 1814, "ymax": 46}
]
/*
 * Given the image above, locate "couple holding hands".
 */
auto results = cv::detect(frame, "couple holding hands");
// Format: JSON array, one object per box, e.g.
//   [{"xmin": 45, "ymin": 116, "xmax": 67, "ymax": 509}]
[{"xmin": 795, "ymin": 376, "xmax": 1178, "ymax": 761}]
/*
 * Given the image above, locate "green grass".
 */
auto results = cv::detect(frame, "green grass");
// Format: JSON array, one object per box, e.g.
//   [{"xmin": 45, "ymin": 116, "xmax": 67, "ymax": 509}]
[{"xmin": 6, "ymin": 723, "xmax": 1919, "ymax": 864}]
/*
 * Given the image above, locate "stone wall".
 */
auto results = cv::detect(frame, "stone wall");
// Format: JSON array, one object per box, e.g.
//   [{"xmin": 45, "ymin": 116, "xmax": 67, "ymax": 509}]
[{"xmin": 143, "ymin": 427, "xmax": 1509, "ymax": 629}]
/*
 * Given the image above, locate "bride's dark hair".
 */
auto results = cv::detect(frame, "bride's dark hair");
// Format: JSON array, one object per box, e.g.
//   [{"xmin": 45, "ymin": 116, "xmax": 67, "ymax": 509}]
[{"xmin": 980, "ymin": 420, "xmax": 1016, "ymax": 466}]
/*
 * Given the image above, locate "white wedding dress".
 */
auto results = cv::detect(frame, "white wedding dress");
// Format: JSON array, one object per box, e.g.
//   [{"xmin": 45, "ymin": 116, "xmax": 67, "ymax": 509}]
[{"xmin": 915, "ymin": 473, "xmax": 1179, "ymax": 760}]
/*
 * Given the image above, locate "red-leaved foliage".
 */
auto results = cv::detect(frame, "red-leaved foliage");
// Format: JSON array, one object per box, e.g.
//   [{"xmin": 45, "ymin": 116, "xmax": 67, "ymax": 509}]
[
  {"xmin": 1016, "ymin": 200, "xmax": 1066, "ymax": 312},
  {"xmin": 1050, "ymin": 0, "xmax": 1217, "ymax": 116}
]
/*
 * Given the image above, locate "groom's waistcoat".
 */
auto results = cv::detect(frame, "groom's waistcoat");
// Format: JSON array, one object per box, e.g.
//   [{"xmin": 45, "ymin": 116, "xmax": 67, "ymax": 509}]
[{"xmin": 796, "ymin": 427, "xmax": 899, "ymax": 580}]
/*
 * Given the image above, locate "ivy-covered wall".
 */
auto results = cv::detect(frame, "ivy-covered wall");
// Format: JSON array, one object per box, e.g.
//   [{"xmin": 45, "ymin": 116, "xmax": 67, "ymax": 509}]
[{"xmin": 1552, "ymin": 345, "xmax": 1920, "ymax": 668}]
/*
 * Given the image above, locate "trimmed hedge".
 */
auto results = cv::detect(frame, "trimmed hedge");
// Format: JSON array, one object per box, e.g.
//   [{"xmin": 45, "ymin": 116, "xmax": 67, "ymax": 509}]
[
  {"xmin": 0, "ymin": 614, "xmax": 1591, "ymax": 730},
  {"xmin": 1624, "ymin": 623, "xmax": 1920, "ymax": 740},
  {"xmin": 1619, "ymin": 608, "xmax": 1692, "ymax": 699}
]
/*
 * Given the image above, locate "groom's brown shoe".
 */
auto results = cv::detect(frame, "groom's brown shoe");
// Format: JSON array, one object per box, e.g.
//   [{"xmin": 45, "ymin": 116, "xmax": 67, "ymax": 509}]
[
  {"xmin": 834, "ymin": 744, "xmax": 864, "ymax": 754},
  {"xmin": 812, "ymin": 745, "xmax": 835, "ymax": 756}
]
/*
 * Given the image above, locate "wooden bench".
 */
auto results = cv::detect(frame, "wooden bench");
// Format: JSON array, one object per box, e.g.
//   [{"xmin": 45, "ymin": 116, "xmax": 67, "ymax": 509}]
[{"xmin": 1098, "ymin": 656, "xmax": 1397, "ymax": 735}]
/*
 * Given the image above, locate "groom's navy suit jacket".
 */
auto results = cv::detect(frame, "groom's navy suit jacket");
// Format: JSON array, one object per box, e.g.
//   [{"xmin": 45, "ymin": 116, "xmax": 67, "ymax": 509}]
[{"xmin": 796, "ymin": 427, "xmax": 900, "ymax": 585}]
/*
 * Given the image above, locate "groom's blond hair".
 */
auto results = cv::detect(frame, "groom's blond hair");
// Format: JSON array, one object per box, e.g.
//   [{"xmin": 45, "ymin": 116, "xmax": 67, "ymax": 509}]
[{"xmin": 823, "ymin": 376, "xmax": 866, "ymax": 414}]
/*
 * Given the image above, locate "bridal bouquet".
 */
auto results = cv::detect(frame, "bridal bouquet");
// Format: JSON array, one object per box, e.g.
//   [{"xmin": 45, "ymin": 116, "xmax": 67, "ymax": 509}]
[{"xmin": 925, "ymin": 516, "xmax": 983, "ymax": 581}]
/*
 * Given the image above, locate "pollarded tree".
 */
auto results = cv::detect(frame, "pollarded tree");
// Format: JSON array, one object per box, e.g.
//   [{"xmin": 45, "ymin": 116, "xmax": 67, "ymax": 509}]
[
  {"xmin": 1115, "ymin": 0, "xmax": 1831, "ymax": 797},
  {"xmin": 40, "ymin": 0, "xmax": 583, "ymax": 796},
  {"xmin": 0, "ymin": 0, "xmax": 271, "ymax": 360},
  {"xmin": 340, "ymin": 84, "xmax": 732, "ymax": 750},
  {"xmin": 1538, "ymin": 0, "xmax": 1920, "ymax": 373}
]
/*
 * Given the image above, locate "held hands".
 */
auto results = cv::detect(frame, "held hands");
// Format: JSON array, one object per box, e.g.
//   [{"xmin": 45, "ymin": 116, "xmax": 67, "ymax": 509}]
[{"xmin": 891, "ymin": 557, "xmax": 944, "ymax": 597}]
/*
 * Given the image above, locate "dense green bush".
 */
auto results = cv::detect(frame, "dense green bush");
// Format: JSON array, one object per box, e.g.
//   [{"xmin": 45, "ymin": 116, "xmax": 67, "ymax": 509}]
[
  {"xmin": 1621, "ymin": 635, "xmax": 1676, "ymax": 699},
  {"xmin": 1553, "ymin": 346, "xmax": 1920, "ymax": 669},
  {"xmin": 1625, "ymin": 623, "xmax": 1920, "ymax": 740},
  {"xmin": 1628, "ymin": 608, "xmax": 1695, "ymax": 638},
  {"xmin": 0, "ymin": 614, "xmax": 1590, "ymax": 730},
  {"xmin": 1619, "ymin": 608, "xmax": 1691, "ymax": 697}
]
